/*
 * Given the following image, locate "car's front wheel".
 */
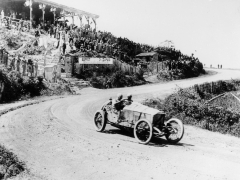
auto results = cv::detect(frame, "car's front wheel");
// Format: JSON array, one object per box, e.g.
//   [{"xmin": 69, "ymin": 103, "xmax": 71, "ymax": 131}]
[
  {"xmin": 94, "ymin": 110, "xmax": 107, "ymax": 132},
  {"xmin": 165, "ymin": 118, "xmax": 184, "ymax": 144},
  {"xmin": 134, "ymin": 119, "xmax": 153, "ymax": 144}
]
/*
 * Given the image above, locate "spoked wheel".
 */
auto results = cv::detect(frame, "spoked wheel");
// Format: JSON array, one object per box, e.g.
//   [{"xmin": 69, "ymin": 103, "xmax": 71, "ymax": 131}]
[
  {"xmin": 94, "ymin": 110, "xmax": 107, "ymax": 132},
  {"xmin": 165, "ymin": 118, "xmax": 184, "ymax": 144},
  {"xmin": 134, "ymin": 119, "xmax": 153, "ymax": 144}
]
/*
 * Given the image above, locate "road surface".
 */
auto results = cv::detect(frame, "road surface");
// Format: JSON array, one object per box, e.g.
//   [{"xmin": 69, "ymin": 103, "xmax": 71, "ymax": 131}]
[{"xmin": 1, "ymin": 69, "xmax": 240, "ymax": 180}]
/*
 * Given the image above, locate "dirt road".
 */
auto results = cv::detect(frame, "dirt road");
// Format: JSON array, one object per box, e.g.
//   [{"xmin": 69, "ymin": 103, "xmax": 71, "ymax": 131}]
[{"xmin": 1, "ymin": 69, "xmax": 240, "ymax": 180}]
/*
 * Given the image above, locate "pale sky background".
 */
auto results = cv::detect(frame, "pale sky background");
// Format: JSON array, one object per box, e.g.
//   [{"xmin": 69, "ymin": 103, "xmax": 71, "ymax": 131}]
[{"xmin": 52, "ymin": 0, "xmax": 240, "ymax": 68}]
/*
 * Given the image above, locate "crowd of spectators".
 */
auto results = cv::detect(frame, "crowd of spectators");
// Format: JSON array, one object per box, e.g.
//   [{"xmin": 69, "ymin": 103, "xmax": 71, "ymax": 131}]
[
  {"xmin": 0, "ymin": 47, "xmax": 38, "ymax": 78},
  {"xmin": 154, "ymin": 46, "xmax": 202, "ymax": 71},
  {"xmin": 1, "ymin": 13, "xmax": 203, "ymax": 71},
  {"xmin": 32, "ymin": 20, "xmax": 158, "ymax": 65}
]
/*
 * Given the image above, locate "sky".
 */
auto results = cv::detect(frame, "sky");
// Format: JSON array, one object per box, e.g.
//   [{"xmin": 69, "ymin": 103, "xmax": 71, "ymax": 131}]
[{"xmin": 51, "ymin": 0, "xmax": 240, "ymax": 68}]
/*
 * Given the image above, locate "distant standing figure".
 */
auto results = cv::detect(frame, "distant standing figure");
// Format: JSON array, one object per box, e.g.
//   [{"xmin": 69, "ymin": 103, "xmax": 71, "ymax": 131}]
[
  {"xmin": 11, "ymin": 57, "xmax": 16, "ymax": 70},
  {"xmin": 34, "ymin": 61, "xmax": 38, "ymax": 77},
  {"xmin": 18, "ymin": 18, "xmax": 23, "ymax": 31},
  {"xmin": 22, "ymin": 58, "xmax": 27, "ymax": 76},
  {"xmin": 3, "ymin": 50, "xmax": 8, "ymax": 66},
  {"xmin": 16, "ymin": 56, "xmax": 21, "ymax": 72},
  {"xmin": 62, "ymin": 41, "xmax": 66, "ymax": 55},
  {"xmin": 1, "ymin": 10, "xmax": 4, "ymax": 25},
  {"xmin": 27, "ymin": 59, "xmax": 33, "ymax": 76},
  {"xmin": 0, "ymin": 47, "xmax": 3, "ymax": 62}
]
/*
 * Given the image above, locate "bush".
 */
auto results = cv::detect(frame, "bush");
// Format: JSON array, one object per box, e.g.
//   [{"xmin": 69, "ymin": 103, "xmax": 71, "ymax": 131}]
[
  {"xmin": 157, "ymin": 61, "xmax": 205, "ymax": 81},
  {"xmin": 89, "ymin": 70, "xmax": 146, "ymax": 89},
  {"xmin": 21, "ymin": 77, "xmax": 45, "ymax": 97},
  {"xmin": 90, "ymin": 76, "xmax": 105, "ymax": 89},
  {"xmin": 0, "ymin": 70, "xmax": 22, "ymax": 103},
  {"xmin": 142, "ymin": 79, "xmax": 240, "ymax": 137},
  {"xmin": 0, "ymin": 69, "xmax": 47, "ymax": 103},
  {"xmin": 0, "ymin": 145, "xmax": 25, "ymax": 179}
]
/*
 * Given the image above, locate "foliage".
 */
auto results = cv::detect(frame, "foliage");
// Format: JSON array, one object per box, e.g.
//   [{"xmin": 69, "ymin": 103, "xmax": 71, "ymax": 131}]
[
  {"xmin": 0, "ymin": 145, "xmax": 25, "ymax": 180},
  {"xmin": 0, "ymin": 29, "xmax": 30, "ymax": 51},
  {"xmin": 77, "ymin": 64, "xmax": 146, "ymax": 89},
  {"xmin": 23, "ymin": 38, "xmax": 55, "ymax": 55},
  {"xmin": 0, "ymin": 70, "xmax": 23, "ymax": 102},
  {"xmin": 157, "ymin": 60, "xmax": 205, "ymax": 80},
  {"xmin": 0, "ymin": 69, "xmax": 71, "ymax": 103},
  {"xmin": 5, "ymin": 36, "xmax": 22, "ymax": 50},
  {"xmin": 193, "ymin": 80, "xmax": 238, "ymax": 99},
  {"xmin": 142, "ymin": 79, "xmax": 240, "ymax": 137},
  {"xmin": 0, "ymin": 69, "xmax": 46, "ymax": 103},
  {"xmin": 23, "ymin": 43, "xmax": 45, "ymax": 55},
  {"xmin": 89, "ymin": 70, "xmax": 146, "ymax": 89}
]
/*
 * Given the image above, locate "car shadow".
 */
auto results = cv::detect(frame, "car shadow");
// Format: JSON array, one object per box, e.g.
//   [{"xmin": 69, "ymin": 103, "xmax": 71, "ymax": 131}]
[
  {"xmin": 150, "ymin": 137, "xmax": 194, "ymax": 147},
  {"xmin": 103, "ymin": 128, "xmax": 133, "ymax": 136},
  {"xmin": 103, "ymin": 128, "xmax": 194, "ymax": 148}
]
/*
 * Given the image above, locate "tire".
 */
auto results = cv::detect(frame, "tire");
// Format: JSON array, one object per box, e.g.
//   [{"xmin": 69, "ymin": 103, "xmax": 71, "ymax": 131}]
[
  {"xmin": 134, "ymin": 119, "xmax": 153, "ymax": 145},
  {"xmin": 94, "ymin": 110, "xmax": 107, "ymax": 132},
  {"xmin": 165, "ymin": 118, "xmax": 184, "ymax": 144}
]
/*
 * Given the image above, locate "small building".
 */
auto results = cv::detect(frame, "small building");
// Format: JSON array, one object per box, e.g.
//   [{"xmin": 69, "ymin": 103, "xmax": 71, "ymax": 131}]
[{"xmin": 136, "ymin": 52, "xmax": 159, "ymax": 62}]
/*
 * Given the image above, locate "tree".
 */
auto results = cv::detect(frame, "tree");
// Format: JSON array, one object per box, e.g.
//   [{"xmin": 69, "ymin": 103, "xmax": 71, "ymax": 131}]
[
  {"xmin": 0, "ymin": 80, "xmax": 4, "ymax": 102},
  {"xmin": 159, "ymin": 40, "xmax": 175, "ymax": 48}
]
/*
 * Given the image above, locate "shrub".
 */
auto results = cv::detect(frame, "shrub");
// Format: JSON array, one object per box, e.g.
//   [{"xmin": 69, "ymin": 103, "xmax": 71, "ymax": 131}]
[
  {"xmin": 157, "ymin": 61, "xmax": 205, "ymax": 81},
  {"xmin": 0, "ymin": 69, "xmax": 51, "ymax": 103},
  {"xmin": 87, "ymin": 69, "xmax": 146, "ymax": 89},
  {"xmin": 142, "ymin": 79, "xmax": 240, "ymax": 137},
  {"xmin": 0, "ymin": 70, "xmax": 22, "ymax": 103},
  {"xmin": 90, "ymin": 76, "xmax": 105, "ymax": 89},
  {"xmin": 0, "ymin": 145, "xmax": 25, "ymax": 179}
]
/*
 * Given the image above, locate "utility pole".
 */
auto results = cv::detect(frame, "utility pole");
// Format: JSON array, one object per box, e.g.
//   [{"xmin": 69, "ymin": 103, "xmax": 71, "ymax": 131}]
[{"xmin": 29, "ymin": 0, "xmax": 32, "ymax": 28}]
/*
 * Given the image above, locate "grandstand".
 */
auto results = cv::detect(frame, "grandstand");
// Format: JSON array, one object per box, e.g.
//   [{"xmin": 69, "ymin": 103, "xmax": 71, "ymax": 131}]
[
  {"xmin": 0, "ymin": 0, "xmax": 204, "ymax": 82},
  {"xmin": 0, "ymin": 0, "xmax": 99, "ymax": 29}
]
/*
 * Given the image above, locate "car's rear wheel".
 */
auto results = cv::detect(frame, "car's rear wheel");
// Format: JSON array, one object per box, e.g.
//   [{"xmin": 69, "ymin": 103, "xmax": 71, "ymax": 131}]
[
  {"xmin": 94, "ymin": 110, "xmax": 107, "ymax": 132},
  {"xmin": 165, "ymin": 118, "xmax": 184, "ymax": 144},
  {"xmin": 134, "ymin": 119, "xmax": 153, "ymax": 144}
]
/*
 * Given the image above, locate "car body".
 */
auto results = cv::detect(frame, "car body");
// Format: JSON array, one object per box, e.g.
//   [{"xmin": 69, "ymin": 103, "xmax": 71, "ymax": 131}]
[{"xmin": 94, "ymin": 98, "xmax": 184, "ymax": 144}]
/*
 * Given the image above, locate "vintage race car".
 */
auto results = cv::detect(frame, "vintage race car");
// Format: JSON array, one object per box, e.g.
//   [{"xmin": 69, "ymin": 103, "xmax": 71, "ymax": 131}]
[{"xmin": 94, "ymin": 98, "xmax": 184, "ymax": 144}]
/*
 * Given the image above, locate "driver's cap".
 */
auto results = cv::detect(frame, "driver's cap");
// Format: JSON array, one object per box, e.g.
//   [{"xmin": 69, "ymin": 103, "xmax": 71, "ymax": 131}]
[
  {"xmin": 127, "ymin": 93, "xmax": 132, "ymax": 99},
  {"xmin": 117, "ymin": 93, "xmax": 123, "ymax": 100}
]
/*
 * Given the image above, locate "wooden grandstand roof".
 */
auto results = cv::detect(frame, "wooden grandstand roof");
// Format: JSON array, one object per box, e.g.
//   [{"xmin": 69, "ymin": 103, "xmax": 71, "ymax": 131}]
[{"xmin": 1, "ymin": 0, "xmax": 99, "ymax": 19}]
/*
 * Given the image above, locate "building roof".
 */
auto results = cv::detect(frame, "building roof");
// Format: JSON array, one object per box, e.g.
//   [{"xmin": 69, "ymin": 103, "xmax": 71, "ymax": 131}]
[
  {"xmin": 1, "ymin": 0, "xmax": 99, "ymax": 19},
  {"xmin": 136, "ymin": 52, "xmax": 157, "ymax": 57}
]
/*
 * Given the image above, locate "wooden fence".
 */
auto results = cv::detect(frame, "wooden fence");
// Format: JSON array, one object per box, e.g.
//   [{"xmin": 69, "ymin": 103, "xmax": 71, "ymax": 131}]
[
  {"xmin": 193, "ymin": 80, "xmax": 237, "ymax": 95},
  {"xmin": 112, "ymin": 59, "xmax": 141, "ymax": 74},
  {"xmin": 67, "ymin": 57, "xmax": 174, "ymax": 77},
  {"xmin": 65, "ymin": 55, "xmax": 142, "ymax": 77},
  {"xmin": 147, "ymin": 61, "xmax": 169, "ymax": 74},
  {"xmin": 0, "ymin": 49, "xmax": 61, "ymax": 83}
]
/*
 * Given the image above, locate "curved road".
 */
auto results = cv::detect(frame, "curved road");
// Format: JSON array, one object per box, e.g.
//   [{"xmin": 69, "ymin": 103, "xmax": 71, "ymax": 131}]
[{"xmin": 1, "ymin": 69, "xmax": 240, "ymax": 180}]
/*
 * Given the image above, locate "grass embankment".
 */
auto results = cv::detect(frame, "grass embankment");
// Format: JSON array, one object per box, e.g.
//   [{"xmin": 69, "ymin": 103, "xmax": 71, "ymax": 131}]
[
  {"xmin": 143, "ymin": 80, "xmax": 240, "ymax": 137},
  {"xmin": 157, "ymin": 61, "xmax": 205, "ymax": 81},
  {"xmin": 0, "ymin": 28, "xmax": 31, "ymax": 51},
  {"xmin": 0, "ymin": 68, "xmax": 72, "ymax": 104},
  {"xmin": 80, "ymin": 60, "xmax": 205, "ymax": 89},
  {"xmin": 0, "ymin": 145, "xmax": 25, "ymax": 180},
  {"xmin": 83, "ymin": 60, "xmax": 205, "ymax": 88},
  {"xmin": 77, "ymin": 67, "xmax": 146, "ymax": 89}
]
